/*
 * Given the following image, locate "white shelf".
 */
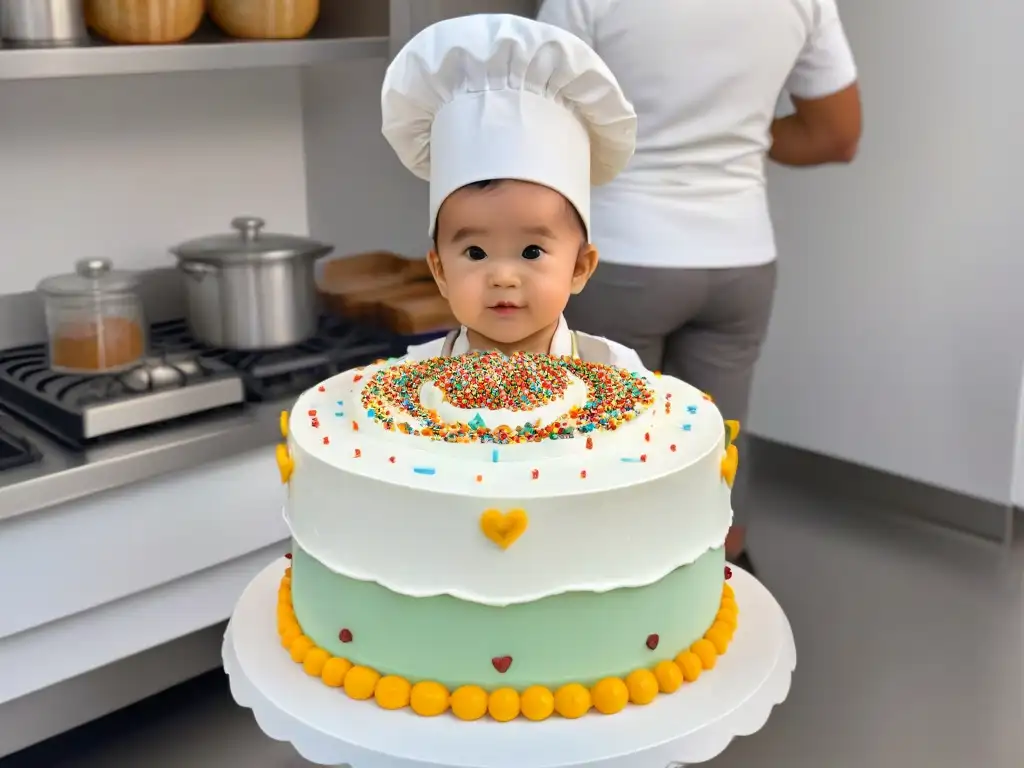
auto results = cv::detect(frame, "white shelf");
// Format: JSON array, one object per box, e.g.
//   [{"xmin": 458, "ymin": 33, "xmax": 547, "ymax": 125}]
[{"xmin": 0, "ymin": 34, "xmax": 388, "ymax": 81}]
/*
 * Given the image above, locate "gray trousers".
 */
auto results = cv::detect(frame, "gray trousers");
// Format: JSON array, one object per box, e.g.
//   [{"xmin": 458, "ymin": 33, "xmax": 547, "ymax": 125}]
[{"xmin": 565, "ymin": 261, "xmax": 778, "ymax": 527}]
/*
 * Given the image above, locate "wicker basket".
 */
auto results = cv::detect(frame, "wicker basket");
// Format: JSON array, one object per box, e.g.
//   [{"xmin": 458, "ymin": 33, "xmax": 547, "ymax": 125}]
[
  {"xmin": 209, "ymin": 0, "xmax": 320, "ymax": 40},
  {"xmin": 85, "ymin": 0, "xmax": 205, "ymax": 44}
]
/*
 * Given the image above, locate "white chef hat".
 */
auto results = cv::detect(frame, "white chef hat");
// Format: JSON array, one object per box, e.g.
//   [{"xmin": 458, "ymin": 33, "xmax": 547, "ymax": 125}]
[{"xmin": 381, "ymin": 14, "xmax": 637, "ymax": 239}]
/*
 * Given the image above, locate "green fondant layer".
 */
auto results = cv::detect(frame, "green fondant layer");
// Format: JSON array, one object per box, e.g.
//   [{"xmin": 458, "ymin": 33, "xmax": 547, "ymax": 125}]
[{"xmin": 291, "ymin": 546, "xmax": 724, "ymax": 691}]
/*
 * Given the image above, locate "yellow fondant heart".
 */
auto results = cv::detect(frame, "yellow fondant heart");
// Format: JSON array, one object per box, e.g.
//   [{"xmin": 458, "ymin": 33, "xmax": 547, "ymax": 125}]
[
  {"xmin": 720, "ymin": 444, "xmax": 739, "ymax": 487},
  {"xmin": 724, "ymin": 420, "xmax": 741, "ymax": 443},
  {"xmin": 276, "ymin": 443, "xmax": 294, "ymax": 484},
  {"xmin": 480, "ymin": 508, "xmax": 529, "ymax": 550},
  {"xmin": 279, "ymin": 410, "xmax": 290, "ymax": 438}
]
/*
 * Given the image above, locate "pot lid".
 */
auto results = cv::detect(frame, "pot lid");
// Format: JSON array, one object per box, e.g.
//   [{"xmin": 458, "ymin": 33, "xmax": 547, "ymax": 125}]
[
  {"xmin": 171, "ymin": 216, "xmax": 334, "ymax": 265},
  {"xmin": 37, "ymin": 258, "xmax": 140, "ymax": 297}
]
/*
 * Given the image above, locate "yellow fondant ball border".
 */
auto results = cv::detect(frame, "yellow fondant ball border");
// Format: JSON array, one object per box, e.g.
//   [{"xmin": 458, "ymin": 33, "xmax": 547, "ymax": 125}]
[{"xmin": 276, "ymin": 567, "xmax": 739, "ymax": 722}]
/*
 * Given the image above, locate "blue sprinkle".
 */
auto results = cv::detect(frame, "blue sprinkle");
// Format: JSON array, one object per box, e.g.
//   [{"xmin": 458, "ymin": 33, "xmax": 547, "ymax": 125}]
[
  {"xmin": 492, "ymin": 449, "xmax": 500, "ymax": 463},
  {"xmin": 682, "ymin": 424, "xmax": 692, "ymax": 431},
  {"xmin": 620, "ymin": 457, "xmax": 643, "ymax": 463},
  {"xmin": 366, "ymin": 409, "xmax": 375, "ymax": 418},
  {"xmin": 413, "ymin": 467, "xmax": 436, "ymax": 476},
  {"xmin": 337, "ymin": 400, "xmax": 344, "ymax": 406},
  {"xmin": 686, "ymin": 405, "xmax": 698, "ymax": 414},
  {"xmin": 335, "ymin": 411, "xmax": 344, "ymax": 417}
]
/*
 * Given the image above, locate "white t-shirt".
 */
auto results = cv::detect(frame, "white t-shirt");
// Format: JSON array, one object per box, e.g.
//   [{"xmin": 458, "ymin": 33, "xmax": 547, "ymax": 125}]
[{"xmin": 537, "ymin": 0, "xmax": 858, "ymax": 269}]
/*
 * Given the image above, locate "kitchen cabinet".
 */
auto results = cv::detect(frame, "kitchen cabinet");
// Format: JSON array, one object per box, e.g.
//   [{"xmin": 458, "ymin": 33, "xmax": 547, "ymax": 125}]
[{"xmin": 0, "ymin": 1, "xmax": 538, "ymax": 81}]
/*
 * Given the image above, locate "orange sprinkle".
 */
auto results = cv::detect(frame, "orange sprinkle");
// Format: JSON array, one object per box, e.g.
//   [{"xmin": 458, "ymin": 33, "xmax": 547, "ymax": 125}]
[
  {"xmin": 318, "ymin": 385, "xmax": 326, "ymax": 392},
  {"xmin": 580, "ymin": 470, "xmax": 587, "ymax": 479},
  {"xmin": 644, "ymin": 432, "xmax": 651, "ymax": 442},
  {"xmin": 586, "ymin": 437, "xmax": 593, "ymax": 450},
  {"xmin": 352, "ymin": 421, "xmax": 359, "ymax": 432},
  {"xmin": 353, "ymin": 449, "xmax": 361, "ymax": 458},
  {"xmin": 670, "ymin": 444, "xmax": 677, "ymax": 452},
  {"xmin": 308, "ymin": 409, "xmax": 317, "ymax": 416},
  {"xmin": 322, "ymin": 436, "xmax": 330, "ymax": 445},
  {"xmin": 475, "ymin": 474, "xmax": 483, "ymax": 483},
  {"xmin": 353, "ymin": 375, "xmax": 363, "ymax": 383}
]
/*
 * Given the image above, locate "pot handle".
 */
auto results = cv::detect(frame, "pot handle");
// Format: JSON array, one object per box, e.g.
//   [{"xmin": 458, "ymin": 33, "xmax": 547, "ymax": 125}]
[{"xmin": 178, "ymin": 260, "xmax": 217, "ymax": 282}]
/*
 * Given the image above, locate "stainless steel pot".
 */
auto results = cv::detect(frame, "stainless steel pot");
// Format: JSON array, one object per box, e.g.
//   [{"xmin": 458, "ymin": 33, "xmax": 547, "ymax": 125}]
[
  {"xmin": 1, "ymin": 0, "xmax": 88, "ymax": 46},
  {"xmin": 171, "ymin": 216, "xmax": 334, "ymax": 350}
]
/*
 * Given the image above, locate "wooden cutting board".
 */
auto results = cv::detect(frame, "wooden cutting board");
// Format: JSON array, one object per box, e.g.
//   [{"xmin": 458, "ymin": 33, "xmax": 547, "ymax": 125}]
[
  {"xmin": 318, "ymin": 252, "xmax": 433, "ymax": 316},
  {"xmin": 377, "ymin": 294, "xmax": 458, "ymax": 336}
]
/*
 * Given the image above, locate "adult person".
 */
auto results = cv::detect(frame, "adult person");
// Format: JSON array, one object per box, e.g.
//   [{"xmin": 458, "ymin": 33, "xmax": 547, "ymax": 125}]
[{"xmin": 537, "ymin": 0, "xmax": 862, "ymax": 573}]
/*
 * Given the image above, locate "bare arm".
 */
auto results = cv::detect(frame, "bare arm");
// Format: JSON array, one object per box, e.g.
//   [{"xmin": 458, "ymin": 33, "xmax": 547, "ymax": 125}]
[
  {"xmin": 770, "ymin": 82, "xmax": 862, "ymax": 166},
  {"xmin": 772, "ymin": 0, "xmax": 860, "ymax": 167}
]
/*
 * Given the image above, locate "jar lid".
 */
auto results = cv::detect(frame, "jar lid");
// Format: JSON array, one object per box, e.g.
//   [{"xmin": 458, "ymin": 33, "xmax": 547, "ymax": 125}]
[
  {"xmin": 170, "ymin": 216, "xmax": 334, "ymax": 265},
  {"xmin": 37, "ymin": 258, "xmax": 140, "ymax": 297}
]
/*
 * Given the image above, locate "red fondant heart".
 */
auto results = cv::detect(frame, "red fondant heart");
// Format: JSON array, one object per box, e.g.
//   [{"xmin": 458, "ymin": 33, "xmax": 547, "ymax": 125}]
[
  {"xmin": 725, "ymin": 566, "xmax": 733, "ymax": 580},
  {"xmin": 646, "ymin": 633, "xmax": 660, "ymax": 650},
  {"xmin": 339, "ymin": 628, "xmax": 353, "ymax": 643},
  {"xmin": 284, "ymin": 553, "xmax": 292, "ymax": 559},
  {"xmin": 492, "ymin": 656, "xmax": 513, "ymax": 674}
]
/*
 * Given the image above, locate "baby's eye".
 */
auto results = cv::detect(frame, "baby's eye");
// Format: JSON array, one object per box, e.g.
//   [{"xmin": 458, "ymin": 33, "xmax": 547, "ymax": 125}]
[
  {"xmin": 522, "ymin": 245, "xmax": 543, "ymax": 260},
  {"xmin": 466, "ymin": 246, "xmax": 487, "ymax": 261}
]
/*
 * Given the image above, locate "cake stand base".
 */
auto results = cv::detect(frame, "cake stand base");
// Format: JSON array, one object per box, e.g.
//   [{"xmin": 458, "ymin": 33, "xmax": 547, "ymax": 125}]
[{"xmin": 224, "ymin": 559, "xmax": 796, "ymax": 768}]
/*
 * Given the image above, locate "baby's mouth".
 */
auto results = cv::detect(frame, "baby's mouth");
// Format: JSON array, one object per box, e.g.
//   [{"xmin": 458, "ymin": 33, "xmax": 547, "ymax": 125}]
[{"xmin": 489, "ymin": 302, "xmax": 522, "ymax": 315}]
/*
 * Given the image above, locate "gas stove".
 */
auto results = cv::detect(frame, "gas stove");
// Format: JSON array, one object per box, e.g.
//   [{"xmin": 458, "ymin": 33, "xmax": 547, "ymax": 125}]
[{"xmin": 0, "ymin": 316, "xmax": 403, "ymax": 450}]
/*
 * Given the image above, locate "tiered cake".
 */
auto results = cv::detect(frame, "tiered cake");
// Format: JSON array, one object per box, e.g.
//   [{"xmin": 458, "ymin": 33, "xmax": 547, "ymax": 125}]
[{"xmin": 274, "ymin": 351, "xmax": 740, "ymax": 722}]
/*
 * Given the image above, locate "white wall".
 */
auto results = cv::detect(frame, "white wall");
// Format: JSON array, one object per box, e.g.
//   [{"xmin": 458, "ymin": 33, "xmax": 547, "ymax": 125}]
[
  {"xmin": 750, "ymin": 0, "xmax": 1024, "ymax": 504},
  {"xmin": 301, "ymin": 57, "xmax": 429, "ymax": 260},
  {"xmin": 0, "ymin": 69, "xmax": 309, "ymax": 293}
]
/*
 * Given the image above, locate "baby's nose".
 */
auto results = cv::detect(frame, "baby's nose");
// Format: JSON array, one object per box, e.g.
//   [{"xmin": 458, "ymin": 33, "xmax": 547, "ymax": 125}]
[{"xmin": 489, "ymin": 265, "xmax": 521, "ymax": 287}]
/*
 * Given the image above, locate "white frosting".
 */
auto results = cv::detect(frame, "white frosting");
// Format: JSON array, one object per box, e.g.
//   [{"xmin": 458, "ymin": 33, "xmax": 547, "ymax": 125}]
[{"xmin": 284, "ymin": 360, "xmax": 733, "ymax": 606}]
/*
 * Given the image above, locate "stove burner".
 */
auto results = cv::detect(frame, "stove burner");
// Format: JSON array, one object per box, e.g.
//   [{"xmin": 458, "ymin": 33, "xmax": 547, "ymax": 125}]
[
  {"xmin": 0, "ymin": 315, "xmax": 413, "ymax": 450},
  {"xmin": 150, "ymin": 317, "xmax": 403, "ymax": 402},
  {"xmin": 0, "ymin": 345, "xmax": 245, "ymax": 447},
  {"xmin": 0, "ymin": 425, "xmax": 40, "ymax": 472}
]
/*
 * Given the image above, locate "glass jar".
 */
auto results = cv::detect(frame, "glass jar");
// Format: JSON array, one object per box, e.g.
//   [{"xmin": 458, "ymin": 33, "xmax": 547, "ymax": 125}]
[{"xmin": 37, "ymin": 258, "xmax": 147, "ymax": 374}]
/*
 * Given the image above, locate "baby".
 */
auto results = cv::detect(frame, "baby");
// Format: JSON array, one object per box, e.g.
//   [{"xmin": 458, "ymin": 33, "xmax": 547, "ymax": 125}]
[{"xmin": 380, "ymin": 14, "xmax": 644, "ymax": 369}]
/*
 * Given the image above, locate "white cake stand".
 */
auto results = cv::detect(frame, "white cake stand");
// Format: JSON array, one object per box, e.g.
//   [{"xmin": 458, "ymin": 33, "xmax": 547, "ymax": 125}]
[{"xmin": 223, "ymin": 559, "xmax": 796, "ymax": 768}]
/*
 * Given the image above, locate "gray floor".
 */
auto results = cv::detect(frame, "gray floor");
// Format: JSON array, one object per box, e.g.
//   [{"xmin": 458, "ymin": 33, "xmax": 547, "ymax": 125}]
[{"xmin": 5, "ymin": 477, "xmax": 1023, "ymax": 767}]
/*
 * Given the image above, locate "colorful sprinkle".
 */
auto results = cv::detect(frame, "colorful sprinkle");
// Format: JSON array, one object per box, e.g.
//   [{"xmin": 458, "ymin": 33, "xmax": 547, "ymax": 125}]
[
  {"xmin": 646, "ymin": 634, "xmax": 660, "ymax": 650},
  {"xmin": 352, "ymin": 421, "xmax": 359, "ymax": 431},
  {"xmin": 308, "ymin": 409, "xmax": 317, "ymax": 417},
  {"xmin": 413, "ymin": 467, "xmax": 437, "ymax": 476},
  {"xmin": 353, "ymin": 449, "xmax": 361, "ymax": 458},
  {"xmin": 492, "ymin": 449, "xmax": 500, "ymax": 463},
  {"xmin": 586, "ymin": 436, "xmax": 593, "ymax": 450},
  {"xmin": 682, "ymin": 424, "xmax": 692, "ymax": 432},
  {"xmin": 644, "ymin": 432, "xmax": 651, "ymax": 442},
  {"xmin": 335, "ymin": 411, "xmax": 344, "ymax": 417},
  {"xmin": 322, "ymin": 436, "xmax": 330, "ymax": 445},
  {"xmin": 317, "ymin": 385, "xmax": 325, "ymax": 392},
  {"xmin": 358, "ymin": 351, "xmax": 655, "ymax": 446},
  {"xmin": 580, "ymin": 470, "xmax": 587, "ymax": 479},
  {"xmin": 687, "ymin": 405, "xmax": 698, "ymax": 414},
  {"xmin": 475, "ymin": 474, "xmax": 483, "ymax": 483},
  {"xmin": 670, "ymin": 444, "xmax": 677, "ymax": 452},
  {"xmin": 725, "ymin": 566, "xmax": 733, "ymax": 580},
  {"xmin": 339, "ymin": 628, "xmax": 353, "ymax": 643},
  {"xmin": 389, "ymin": 456, "xmax": 396, "ymax": 463},
  {"xmin": 531, "ymin": 468, "xmax": 539, "ymax": 480}
]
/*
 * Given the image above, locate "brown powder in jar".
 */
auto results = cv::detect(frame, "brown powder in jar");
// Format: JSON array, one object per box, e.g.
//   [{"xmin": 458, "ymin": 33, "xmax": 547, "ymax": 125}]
[{"xmin": 51, "ymin": 316, "xmax": 146, "ymax": 372}]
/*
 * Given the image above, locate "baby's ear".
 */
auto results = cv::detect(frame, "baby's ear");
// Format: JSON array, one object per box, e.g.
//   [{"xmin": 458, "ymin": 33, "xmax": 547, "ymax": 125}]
[
  {"xmin": 427, "ymin": 250, "xmax": 448, "ymax": 299},
  {"xmin": 570, "ymin": 244, "xmax": 599, "ymax": 295}
]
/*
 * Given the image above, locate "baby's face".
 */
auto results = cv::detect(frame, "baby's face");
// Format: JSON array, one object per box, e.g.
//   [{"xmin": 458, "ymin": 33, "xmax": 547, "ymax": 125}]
[{"xmin": 430, "ymin": 180, "xmax": 597, "ymax": 354}]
